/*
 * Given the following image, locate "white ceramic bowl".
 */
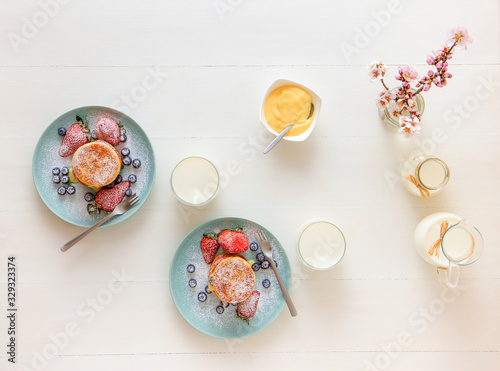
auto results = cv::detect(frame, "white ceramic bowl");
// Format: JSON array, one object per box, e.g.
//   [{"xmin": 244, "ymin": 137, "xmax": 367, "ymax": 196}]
[{"xmin": 260, "ymin": 79, "xmax": 322, "ymax": 142}]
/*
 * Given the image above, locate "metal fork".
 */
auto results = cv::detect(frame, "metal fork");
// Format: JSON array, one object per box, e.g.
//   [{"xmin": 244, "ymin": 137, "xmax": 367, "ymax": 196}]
[
  {"xmin": 60, "ymin": 194, "xmax": 140, "ymax": 252},
  {"xmin": 255, "ymin": 230, "xmax": 298, "ymax": 317}
]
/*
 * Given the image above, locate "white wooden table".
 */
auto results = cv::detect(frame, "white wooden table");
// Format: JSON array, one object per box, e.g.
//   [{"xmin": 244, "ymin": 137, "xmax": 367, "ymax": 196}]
[{"xmin": 1, "ymin": 1, "xmax": 499, "ymax": 370}]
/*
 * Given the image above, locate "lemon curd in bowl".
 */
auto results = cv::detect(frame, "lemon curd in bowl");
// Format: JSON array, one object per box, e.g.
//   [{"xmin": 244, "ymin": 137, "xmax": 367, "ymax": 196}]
[
  {"xmin": 264, "ymin": 85, "xmax": 314, "ymax": 137},
  {"xmin": 260, "ymin": 79, "xmax": 322, "ymax": 142}
]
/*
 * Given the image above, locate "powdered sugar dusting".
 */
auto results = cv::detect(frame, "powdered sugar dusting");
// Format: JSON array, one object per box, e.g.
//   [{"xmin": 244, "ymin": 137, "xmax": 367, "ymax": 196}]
[
  {"xmin": 58, "ymin": 123, "xmax": 89, "ymax": 157},
  {"xmin": 169, "ymin": 218, "xmax": 291, "ymax": 340},
  {"xmin": 211, "ymin": 258, "xmax": 255, "ymax": 304},
  {"xmin": 33, "ymin": 106, "xmax": 155, "ymax": 228},
  {"xmin": 72, "ymin": 142, "xmax": 121, "ymax": 187},
  {"xmin": 237, "ymin": 291, "xmax": 260, "ymax": 319},
  {"xmin": 95, "ymin": 118, "xmax": 120, "ymax": 145}
]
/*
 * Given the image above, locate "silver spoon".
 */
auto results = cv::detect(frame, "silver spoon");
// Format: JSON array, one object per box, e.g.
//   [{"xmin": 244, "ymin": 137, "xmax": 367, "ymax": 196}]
[{"xmin": 263, "ymin": 102, "xmax": 314, "ymax": 154}]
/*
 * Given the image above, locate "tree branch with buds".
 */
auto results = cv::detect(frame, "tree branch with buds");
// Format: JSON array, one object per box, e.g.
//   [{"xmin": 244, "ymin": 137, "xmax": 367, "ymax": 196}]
[{"xmin": 368, "ymin": 27, "xmax": 472, "ymax": 137}]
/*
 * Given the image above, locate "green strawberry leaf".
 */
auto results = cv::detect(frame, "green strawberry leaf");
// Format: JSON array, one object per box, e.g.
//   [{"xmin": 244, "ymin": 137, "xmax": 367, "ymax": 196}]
[
  {"xmin": 236, "ymin": 312, "xmax": 250, "ymax": 324},
  {"xmin": 118, "ymin": 121, "xmax": 126, "ymax": 134}
]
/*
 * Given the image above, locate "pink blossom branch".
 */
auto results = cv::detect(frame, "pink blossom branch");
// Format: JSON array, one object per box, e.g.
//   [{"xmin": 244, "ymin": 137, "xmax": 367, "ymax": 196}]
[{"xmin": 367, "ymin": 26, "xmax": 472, "ymax": 137}]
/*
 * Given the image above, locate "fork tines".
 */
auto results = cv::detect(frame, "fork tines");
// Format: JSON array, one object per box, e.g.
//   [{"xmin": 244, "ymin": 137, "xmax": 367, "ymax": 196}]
[
  {"xmin": 256, "ymin": 230, "xmax": 267, "ymax": 241},
  {"xmin": 128, "ymin": 194, "xmax": 140, "ymax": 206}
]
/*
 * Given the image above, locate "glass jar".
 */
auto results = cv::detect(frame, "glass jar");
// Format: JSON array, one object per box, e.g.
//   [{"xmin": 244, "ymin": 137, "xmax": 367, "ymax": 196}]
[
  {"xmin": 401, "ymin": 154, "xmax": 450, "ymax": 198},
  {"xmin": 382, "ymin": 88, "xmax": 425, "ymax": 128}
]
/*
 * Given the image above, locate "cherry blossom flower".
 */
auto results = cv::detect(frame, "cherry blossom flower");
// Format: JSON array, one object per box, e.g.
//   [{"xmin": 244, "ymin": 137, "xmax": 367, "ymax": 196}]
[
  {"xmin": 376, "ymin": 90, "xmax": 396, "ymax": 109},
  {"xmin": 367, "ymin": 61, "xmax": 387, "ymax": 81},
  {"xmin": 398, "ymin": 116, "xmax": 421, "ymax": 137},
  {"xmin": 387, "ymin": 100, "xmax": 401, "ymax": 118},
  {"xmin": 398, "ymin": 65, "xmax": 419, "ymax": 82},
  {"xmin": 445, "ymin": 27, "xmax": 473, "ymax": 50}
]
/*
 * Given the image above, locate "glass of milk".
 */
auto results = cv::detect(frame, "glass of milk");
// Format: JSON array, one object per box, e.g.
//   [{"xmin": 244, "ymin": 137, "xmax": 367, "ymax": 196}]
[
  {"xmin": 401, "ymin": 154, "xmax": 450, "ymax": 198},
  {"xmin": 170, "ymin": 157, "xmax": 219, "ymax": 206},
  {"xmin": 298, "ymin": 221, "xmax": 346, "ymax": 270},
  {"xmin": 414, "ymin": 213, "xmax": 483, "ymax": 288}
]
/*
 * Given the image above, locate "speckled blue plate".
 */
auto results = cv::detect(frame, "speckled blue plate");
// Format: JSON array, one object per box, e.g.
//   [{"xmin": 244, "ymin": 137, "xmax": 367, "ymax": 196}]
[
  {"xmin": 170, "ymin": 217, "xmax": 291, "ymax": 339},
  {"xmin": 32, "ymin": 106, "xmax": 155, "ymax": 227}
]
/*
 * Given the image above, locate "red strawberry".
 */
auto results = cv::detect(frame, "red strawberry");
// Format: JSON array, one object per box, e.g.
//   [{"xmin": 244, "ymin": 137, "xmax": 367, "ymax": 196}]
[
  {"xmin": 217, "ymin": 229, "xmax": 248, "ymax": 254},
  {"xmin": 200, "ymin": 233, "xmax": 219, "ymax": 264},
  {"xmin": 237, "ymin": 290, "xmax": 260, "ymax": 320},
  {"xmin": 59, "ymin": 123, "xmax": 89, "ymax": 157},
  {"xmin": 95, "ymin": 118, "xmax": 120, "ymax": 145},
  {"xmin": 95, "ymin": 181, "xmax": 130, "ymax": 212}
]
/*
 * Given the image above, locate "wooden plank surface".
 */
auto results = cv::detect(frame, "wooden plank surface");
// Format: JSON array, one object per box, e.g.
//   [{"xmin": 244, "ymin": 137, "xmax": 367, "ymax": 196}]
[{"xmin": 0, "ymin": 1, "xmax": 499, "ymax": 370}]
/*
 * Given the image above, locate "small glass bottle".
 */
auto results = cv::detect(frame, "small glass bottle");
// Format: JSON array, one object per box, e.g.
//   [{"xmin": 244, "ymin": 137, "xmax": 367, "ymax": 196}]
[{"xmin": 401, "ymin": 154, "xmax": 450, "ymax": 198}]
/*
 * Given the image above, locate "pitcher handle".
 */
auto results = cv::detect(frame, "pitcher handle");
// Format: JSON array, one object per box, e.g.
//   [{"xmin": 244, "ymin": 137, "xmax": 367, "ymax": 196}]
[{"xmin": 437, "ymin": 263, "xmax": 460, "ymax": 288}]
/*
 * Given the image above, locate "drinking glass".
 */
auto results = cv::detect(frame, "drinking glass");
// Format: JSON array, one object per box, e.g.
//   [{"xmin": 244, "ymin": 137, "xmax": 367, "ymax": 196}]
[
  {"xmin": 298, "ymin": 221, "xmax": 346, "ymax": 270},
  {"xmin": 170, "ymin": 157, "xmax": 219, "ymax": 206}
]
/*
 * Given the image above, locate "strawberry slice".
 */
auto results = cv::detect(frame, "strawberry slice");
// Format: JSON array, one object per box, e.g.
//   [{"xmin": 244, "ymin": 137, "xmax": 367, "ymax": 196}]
[
  {"xmin": 95, "ymin": 118, "xmax": 120, "ymax": 146},
  {"xmin": 59, "ymin": 123, "xmax": 89, "ymax": 157},
  {"xmin": 95, "ymin": 181, "xmax": 130, "ymax": 212},
  {"xmin": 237, "ymin": 290, "xmax": 260, "ymax": 319},
  {"xmin": 200, "ymin": 233, "xmax": 219, "ymax": 264},
  {"xmin": 217, "ymin": 229, "xmax": 249, "ymax": 254}
]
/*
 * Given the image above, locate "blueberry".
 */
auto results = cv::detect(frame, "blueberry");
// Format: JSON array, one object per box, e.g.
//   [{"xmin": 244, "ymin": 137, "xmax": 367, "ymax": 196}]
[
  {"xmin": 58, "ymin": 127, "xmax": 66, "ymax": 136},
  {"xmin": 57, "ymin": 186, "xmax": 66, "ymax": 195},
  {"xmin": 216, "ymin": 305, "xmax": 224, "ymax": 314},
  {"xmin": 122, "ymin": 156, "xmax": 132, "ymax": 166},
  {"xmin": 52, "ymin": 175, "xmax": 61, "ymax": 184},
  {"xmin": 121, "ymin": 148, "xmax": 130, "ymax": 157},
  {"xmin": 132, "ymin": 159, "xmax": 141, "ymax": 168},
  {"xmin": 187, "ymin": 264, "xmax": 195, "ymax": 273},
  {"xmin": 249, "ymin": 242, "xmax": 259, "ymax": 251},
  {"xmin": 274, "ymin": 260, "xmax": 278, "ymax": 268},
  {"xmin": 115, "ymin": 174, "xmax": 122, "ymax": 184},
  {"xmin": 125, "ymin": 188, "xmax": 133, "ymax": 197},
  {"xmin": 61, "ymin": 167, "xmax": 69, "ymax": 175},
  {"xmin": 52, "ymin": 167, "xmax": 60, "ymax": 175},
  {"xmin": 262, "ymin": 279, "xmax": 271, "ymax": 288},
  {"xmin": 224, "ymin": 302, "xmax": 230, "ymax": 308},
  {"xmin": 251, "ymin": 262, "xmax": 261, "ymax": 272},
  {"xmin": 67, "ymin": 186, "xmax": 76, "ymax": 195},
  {"xmin": 84, "ymin": 192, "xmax": 95, "ymax": 202},
  {"xmin": 87, "ymin": 203, "xmax": 99, "ymax": 214},
  {"xmin": 197, "ymin": 292, "xmax": 207, "ymax": 302},
  {"xmin": 256, "ymin": 253, "xmax": 265, "ymax": 262},
  {"xmin": 188, "ymin": 278, "xmax": 197, "ymax": 288},
  {"xmin": 91, "ymin": 130, "xmax": 97, "ymax": 140},
  {"xmin": 231, "ymin": 303, "xmax": 238, "ymax": 306},
  {"xmin": 128, "ymin": 174, "xmax": 137, "ymax": 183},
  {"xmin": 61, "ymin": 175, "xmax": 70, "ymax": 184},
  {"xmin": 205, "ymin": 285, "xmax": 211, "ymax": 294},
  {"xmin": 106, "ymin": 181, "xmax": 115, "ymax": 189},
  {"xmin": 261, "ymin": 260, "xmax": 270, "ymax": 269},
  {"xmin": 120, "ymin": 134, "xmax": 127, "ymax": 143}
]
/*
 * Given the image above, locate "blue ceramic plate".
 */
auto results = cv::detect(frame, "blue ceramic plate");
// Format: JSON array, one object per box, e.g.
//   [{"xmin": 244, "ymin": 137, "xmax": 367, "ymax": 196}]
[
  {"xmin": 170, "ymin": 217, "xmax": 291, "ymax": 339},
  {"xmin": 32, "ymin": 106, "xmax": 155, "ymax": 227}
]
